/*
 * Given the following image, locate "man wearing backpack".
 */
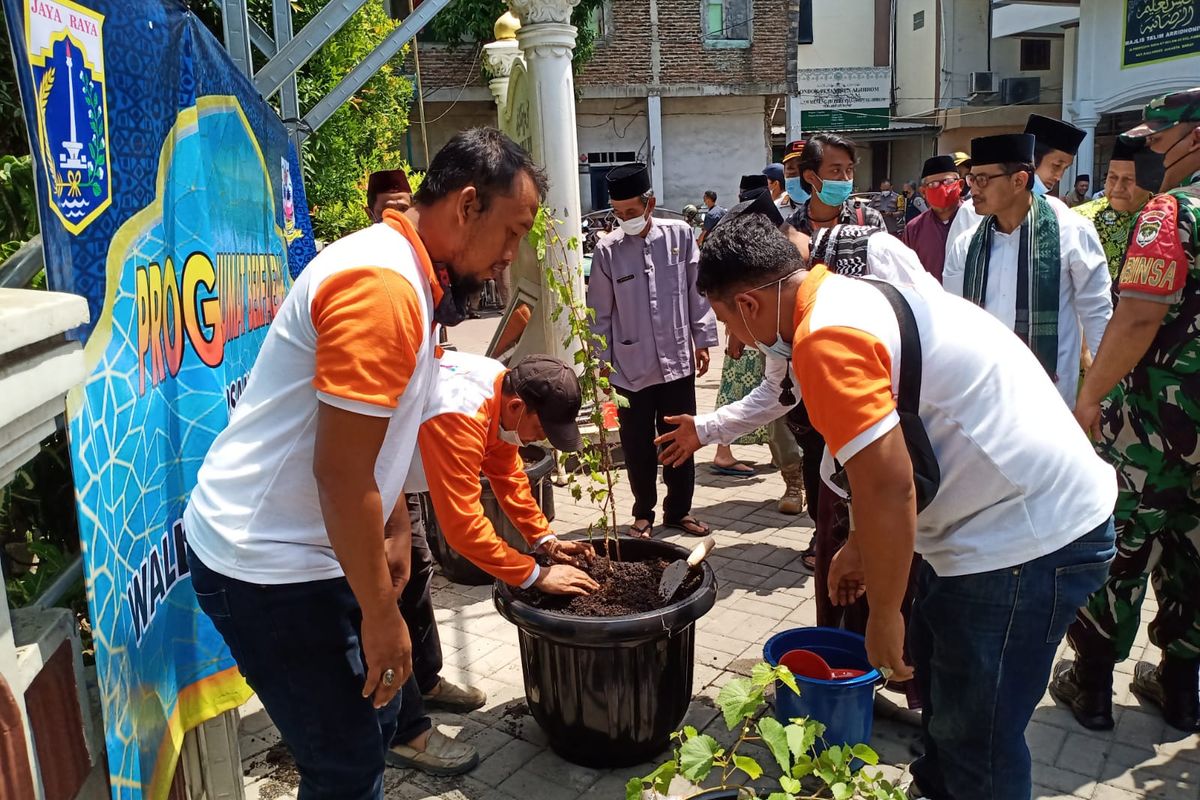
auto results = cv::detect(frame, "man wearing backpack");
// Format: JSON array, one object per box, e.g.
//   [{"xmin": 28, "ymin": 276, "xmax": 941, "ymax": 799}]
[{"xmin": 696, "ymin": 212, "xmax": 1117, "ymax": 800}]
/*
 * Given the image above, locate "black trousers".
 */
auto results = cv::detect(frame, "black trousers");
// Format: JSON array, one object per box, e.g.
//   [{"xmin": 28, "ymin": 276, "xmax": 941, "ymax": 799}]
[
  {"xmin": 785, "ymin": 400, "xmax": 826, "ymax": 521},
  {"xmin": 402, "ymin": 493, "xmax": 442, "ymax": 696},
  {"xmin": 616, "ymin": 374, "xmax": 697, "ymax": 524}
]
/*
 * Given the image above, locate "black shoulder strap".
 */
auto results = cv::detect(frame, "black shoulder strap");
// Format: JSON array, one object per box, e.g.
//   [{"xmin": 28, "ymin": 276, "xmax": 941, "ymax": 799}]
[{"xmin": 863, "ymin": 280, "xmax": 922, "ymax": 414}]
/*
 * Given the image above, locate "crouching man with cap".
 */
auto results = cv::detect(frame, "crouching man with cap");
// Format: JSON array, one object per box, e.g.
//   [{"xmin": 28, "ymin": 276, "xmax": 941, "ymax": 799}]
[
  {"xmin": 696, "ymin": 212, "xmax": 1116, "ymax": 800},
  {"xmin": 409, "ymin": 350, "xmax": 599, "ymax": 598}
]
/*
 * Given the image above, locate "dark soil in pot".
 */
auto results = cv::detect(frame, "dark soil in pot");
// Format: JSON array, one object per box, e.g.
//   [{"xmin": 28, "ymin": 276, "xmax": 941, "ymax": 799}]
[
  {"xmin": 494, "ymin": 536, "xmax": 717, "ymax": 768},
  {"xmin": 512, "ymin": 545, "xmax": 703, "ymax": 616}
]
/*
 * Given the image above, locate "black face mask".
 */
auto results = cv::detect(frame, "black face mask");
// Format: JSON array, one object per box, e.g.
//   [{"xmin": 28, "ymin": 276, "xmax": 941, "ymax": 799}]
[
  {"xmin": 432, "ymin": 264, "xmax": 481, "ymax": 328},
  {"xmin": 1134, "ymin": 148, "xmax": 1166, "ymax": 194}
]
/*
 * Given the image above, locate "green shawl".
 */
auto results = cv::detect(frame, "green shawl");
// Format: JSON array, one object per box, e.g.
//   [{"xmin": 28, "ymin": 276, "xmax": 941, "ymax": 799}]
[{"xmin": 963, "ymin": 194, "xmax": 1061, "ymax": 378}]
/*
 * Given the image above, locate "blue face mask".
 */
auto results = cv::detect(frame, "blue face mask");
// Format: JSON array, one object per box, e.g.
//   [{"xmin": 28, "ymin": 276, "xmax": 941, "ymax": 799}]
[
  {"xmin": 815, "ymin": 176, "xmax": 854, "ymax": 207},
  {"xmin": 785, "ymin": 176, "xmax": 810, "ymax": 204},
  {"xmin": 1031, "ymin": 173, "xmax": 1050, "ymax": 197},
  {"xmin": 738, "ymin": 274, "xmax": 795, "ymax": 360}
]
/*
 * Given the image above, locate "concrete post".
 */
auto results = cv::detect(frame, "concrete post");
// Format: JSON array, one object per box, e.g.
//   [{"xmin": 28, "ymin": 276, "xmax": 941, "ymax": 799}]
[
  {"xmin": 509, "ymin": 0, "xmax": 583, "ymax": 365},
  {"xmin": 483, "ymin": 15, "xmax": 523, "ymax": 116},
  {"xmin": 647, "ymin": 94, "xmax": 665, "ymax": 198},
  {"xmin": 1071, "ymin": 99, "xmax": 1099, "ymax": 192}
]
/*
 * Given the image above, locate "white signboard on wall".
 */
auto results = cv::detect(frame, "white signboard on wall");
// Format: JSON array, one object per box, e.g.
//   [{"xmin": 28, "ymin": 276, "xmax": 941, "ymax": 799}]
[{"xmin": 796, "ymin": 67, "xmax": 892, "ymax": 109}]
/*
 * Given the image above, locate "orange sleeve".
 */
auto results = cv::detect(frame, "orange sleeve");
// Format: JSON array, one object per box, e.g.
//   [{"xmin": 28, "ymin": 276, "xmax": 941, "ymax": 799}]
[
  {"xmin": 482, "ymin": 439, "xmax": 552, "ymax": 548},
  {"xmin": 417, "ymin": 412, "xmax": 538, "ymax": 586},
  {"xmin": 1119, "ymin": 194, "xmax": 1188, "ymax": 298},
  {"xmin": 311, "ymin": 267, "xmax": 425, "ymax": 415},
  {"xmin": 792, "ymin": 325, "xmax": 897, "ymax": 459}
]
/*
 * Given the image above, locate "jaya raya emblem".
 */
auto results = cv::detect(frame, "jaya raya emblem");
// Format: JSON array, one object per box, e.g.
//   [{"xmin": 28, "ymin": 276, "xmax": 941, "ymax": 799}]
[{"xmin": 26, "ymin": 0, "xmax": 112, "ymax": 234}]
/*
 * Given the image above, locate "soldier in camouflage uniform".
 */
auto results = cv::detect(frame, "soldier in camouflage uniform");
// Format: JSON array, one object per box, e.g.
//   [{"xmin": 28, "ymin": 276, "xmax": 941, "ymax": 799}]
[{"xmin": 1050, "ymin": 88, "xmax": 1200, "ymax": 734}]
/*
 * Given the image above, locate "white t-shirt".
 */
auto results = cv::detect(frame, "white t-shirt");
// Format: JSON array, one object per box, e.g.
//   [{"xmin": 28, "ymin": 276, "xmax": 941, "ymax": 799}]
[
  {"xmin": 185, "ymin": 213, "xmax": 440, "ymax": 584},
  {"xmin": 943, "ymin": 198, "xmax": 1112, "ymax": 407},
  {"xmin": 791, "ymin": 266, "xmax": 1116, "ymax": 577}
]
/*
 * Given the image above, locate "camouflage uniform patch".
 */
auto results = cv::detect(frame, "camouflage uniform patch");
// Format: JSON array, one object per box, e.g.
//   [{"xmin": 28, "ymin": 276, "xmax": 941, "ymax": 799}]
[{"xmin": 1068, "ymin": 175, "xmax": 1200, "ymax": 663}]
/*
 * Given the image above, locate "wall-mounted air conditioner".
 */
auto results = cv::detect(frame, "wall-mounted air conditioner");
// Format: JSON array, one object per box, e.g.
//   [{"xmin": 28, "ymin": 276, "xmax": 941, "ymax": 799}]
[
  {"xmin": 970, "ymin": 72, "xmax": 996, "ymax": 94},
  {"xmin": 1001, "ymin": 76, "xmax": 1041, "ymax": 105}
]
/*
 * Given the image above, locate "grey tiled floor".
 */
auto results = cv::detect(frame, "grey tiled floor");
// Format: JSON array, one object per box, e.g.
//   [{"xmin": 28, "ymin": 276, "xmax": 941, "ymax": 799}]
[{"xmin": 239, "ymin": 317, "xmax": 1200, "ymax": 799}]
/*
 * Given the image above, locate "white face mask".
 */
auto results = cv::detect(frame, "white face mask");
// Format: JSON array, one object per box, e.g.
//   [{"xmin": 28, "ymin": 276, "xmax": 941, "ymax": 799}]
[
  {"xmin": 619, "ymin": 210, "xmax": 650, "ymax": 236},
  {"xmin": 499, "ymin": 408, "xmax": 525, "ymax": 446},
  {"xmin": 737, "ymin": 273, "xmax": 796, "ymax": 360}
]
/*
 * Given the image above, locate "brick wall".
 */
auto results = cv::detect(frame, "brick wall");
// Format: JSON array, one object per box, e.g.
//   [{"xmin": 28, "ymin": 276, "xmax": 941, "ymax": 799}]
[{"xmin": 413, "ymin": 0, "xmax": 792, "ymax": 94}]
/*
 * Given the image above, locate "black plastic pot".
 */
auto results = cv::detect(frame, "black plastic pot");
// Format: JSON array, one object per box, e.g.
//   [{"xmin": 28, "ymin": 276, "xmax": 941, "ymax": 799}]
[
  {"xmin": 424, "ymin": 445, "xmax": 556, "ymax": 586},
  {"xmin": 493, "ymin": 537, "xmax": 718, "ymax": 768}
]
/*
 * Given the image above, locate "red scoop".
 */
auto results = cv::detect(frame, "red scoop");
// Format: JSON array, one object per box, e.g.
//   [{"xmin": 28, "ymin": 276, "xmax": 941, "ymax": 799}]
[{"xmin": 779, "ymin": 649, "xmax": 866, "ymax": 681}]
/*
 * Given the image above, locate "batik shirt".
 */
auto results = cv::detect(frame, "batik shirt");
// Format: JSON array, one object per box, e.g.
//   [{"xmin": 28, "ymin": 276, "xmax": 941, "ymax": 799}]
[{"xmin": 1074, "ymin": 196, "xmax": 1140, "ymax": 283}]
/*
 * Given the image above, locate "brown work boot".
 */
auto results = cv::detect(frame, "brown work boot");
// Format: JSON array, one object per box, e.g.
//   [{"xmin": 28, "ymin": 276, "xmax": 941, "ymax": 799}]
[
  {"xmin": 1048, "ymin": 657, "xmax": 1114, "ymax": 730},
  {"xmin": 422, "ymin": 677, "xmax": 487, "ymax": 712},
  {"xmin": 1131, "ymin": 656, "xmax": 1200, "ymax": 733},
  {"xmin": 776, "ymin": 464, "xmax": 805, "ymax": 515}
]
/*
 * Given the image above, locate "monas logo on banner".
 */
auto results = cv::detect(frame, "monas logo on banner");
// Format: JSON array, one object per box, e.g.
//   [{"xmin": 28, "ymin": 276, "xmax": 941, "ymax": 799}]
[{"xmin": 26, "ymin": 0, "xmax": 112, "ymax": 233}]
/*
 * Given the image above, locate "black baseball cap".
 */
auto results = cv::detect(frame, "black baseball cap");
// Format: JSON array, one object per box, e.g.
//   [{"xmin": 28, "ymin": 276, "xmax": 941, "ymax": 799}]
[{"xmin": 509, "ymin": 355, "xmax": 583, "ymax": 452}]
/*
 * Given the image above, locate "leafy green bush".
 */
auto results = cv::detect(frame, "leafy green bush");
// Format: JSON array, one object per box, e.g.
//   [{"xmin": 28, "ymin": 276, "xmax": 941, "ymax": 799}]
[
  {"xmin": 0, "ymin": 154, "xmax": 39, "ymax": 262},
  {"xmin": 627, "ymin": 663, "xmax": 907, "ymax": 800}
]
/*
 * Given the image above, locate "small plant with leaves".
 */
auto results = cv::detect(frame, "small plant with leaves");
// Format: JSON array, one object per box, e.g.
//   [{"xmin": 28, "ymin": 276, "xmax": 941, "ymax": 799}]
[
  {"xmin": 626, "ymin": 663, "xmax": 907, "ymax": 800},
  {"xmin": 528, "ymin": 206, "xmax": 623, "ymax": 558}
]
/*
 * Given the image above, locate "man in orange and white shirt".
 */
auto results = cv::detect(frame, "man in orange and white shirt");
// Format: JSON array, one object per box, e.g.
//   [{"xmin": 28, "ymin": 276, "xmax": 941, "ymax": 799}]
[
  {"xmin": 409, "ymin": 351, "xmax": 598, "ymax": 593},
  {"xmin": 185, "ymin": 129, "xmax": 546, "ymax": 796},
  {"xmin": 695, "ymin": 212, "xmax": 1117, "ymax": 800}
]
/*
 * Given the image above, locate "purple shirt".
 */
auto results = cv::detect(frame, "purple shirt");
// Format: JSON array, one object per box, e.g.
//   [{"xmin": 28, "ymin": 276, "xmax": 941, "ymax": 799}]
[
  {"xmin": 587, "ymin": 218, "xmax": 719, "ymax": 392},
  {"xmin": 903, "ymin": 206, "xmax": 959, "ymax": 284}
]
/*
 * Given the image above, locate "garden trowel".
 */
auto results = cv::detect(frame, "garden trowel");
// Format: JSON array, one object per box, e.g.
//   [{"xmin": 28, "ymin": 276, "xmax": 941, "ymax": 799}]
[{"xmin": 658, "ymin": 536, "xmax": 715, "ymax": 602}]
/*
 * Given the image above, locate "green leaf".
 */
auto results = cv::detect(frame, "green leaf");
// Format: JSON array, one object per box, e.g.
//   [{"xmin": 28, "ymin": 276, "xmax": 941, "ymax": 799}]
[
  {"xmin": 751, "ymin": 661, "xmax": 776, "ymax": 689},
  {"xmin": 732, "ymin": 754, "xmax": 763, "ymax": 780},
  {"xmin": 678, "ymin": 734, "xmax": 720, "ymax": 783},
  {"xmin": 682, "ymin": 725, "xmax": 698, "ymax": 739},
  {"xmin": 776, "ymin": 665, "xmax": 800, "ymax": 697},
  {"xmin": 624, "ymin": 777, "xmax": 643, "ymax": 800},
  {"xmin": 716, "ymin": 677, "xmax": 762, "ymax": 729},
  {"xmin": 791, "ymin": 754, "xmax": 814, "ymax": 779},
  {"xmin": 851, "ymin": 743, "xmax": 880, "ymax": 766},
  {"xmin": 757, "ymin": 716, "xmax": 790, "ymax": 775},
  {"xmin": 785, "ymin": 722, "xmax": 816, "ymax": 760},
  {"xmin": 779, "ymin": 775, "xmax": 802, "ymax": 794},
  {"xmin": 765, "ymin": 794, "xmax": 793, "ymax": 800},
  {"xmin": 832, "ymin": 781, "xmax": 854, "ymax": 800},
  {"xmin": 640, "ymin": 760, "xmax": 676, "ymax": 796}
]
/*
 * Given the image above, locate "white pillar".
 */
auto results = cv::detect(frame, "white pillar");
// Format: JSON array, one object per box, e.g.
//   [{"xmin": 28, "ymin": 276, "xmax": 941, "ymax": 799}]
[
  {"xmin": 483, "ymin": 37, "xmax": 522, "ymax": 117},
  {"xmin": 647, "ymin": 94, "xmax": 665, "ymax": 198},
  {"xmin": 786, "ymin": 95, "xmax": 803, "ymax": 143},
  {"xmin": 510, "ymin": 0, "xmax": 583, "ymax": 364},
  {"xmin": 1071, "ymin": 97, "xmax": 1099, "ymax": 191}
]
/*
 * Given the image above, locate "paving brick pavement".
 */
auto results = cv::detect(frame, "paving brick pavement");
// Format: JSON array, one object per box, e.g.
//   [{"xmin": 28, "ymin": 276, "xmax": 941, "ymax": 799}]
[{"xmin": 238, "ymin": 316, "xmax": 1199, "ymax": 799}]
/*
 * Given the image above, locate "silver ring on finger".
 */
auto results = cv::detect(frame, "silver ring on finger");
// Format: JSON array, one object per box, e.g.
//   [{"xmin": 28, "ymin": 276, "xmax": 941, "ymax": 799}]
[
  {"xmin": 878, "ymin": 666, "xmax": 894, "ymax": 681},
  {"xmin": 382, "ymin": 668, "xmax": 396, "ymax": 687}
]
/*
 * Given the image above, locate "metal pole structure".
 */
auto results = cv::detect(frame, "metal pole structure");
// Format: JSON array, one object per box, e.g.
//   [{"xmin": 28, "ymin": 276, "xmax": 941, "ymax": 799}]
[
  {"xmin": 272, "ymin": 0, "xmax": 304, "ymax": 157},
  {"xmin": 254, "ymin": 0, "xmax": 370, "ymax": 98},
  {"xmin": 300, "ymin": 0, "xmax": 454, "ymax": 138},
  {"xmin": 249, "ymin": 18, "xmax": 275, "ymax": 56},
  {"xmin": 409, "ymin": 0, "xmax": 431, "ymax": 167},
  {"xmin": 220, "ymin": 0, "xmax": 253, "ymax": 77}
]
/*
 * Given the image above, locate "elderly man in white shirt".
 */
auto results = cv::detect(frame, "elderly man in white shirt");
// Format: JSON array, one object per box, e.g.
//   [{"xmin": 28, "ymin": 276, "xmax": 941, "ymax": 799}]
[{"xmin": 944, "ymin": 133, "xmax": 1112, "ymax": 408}]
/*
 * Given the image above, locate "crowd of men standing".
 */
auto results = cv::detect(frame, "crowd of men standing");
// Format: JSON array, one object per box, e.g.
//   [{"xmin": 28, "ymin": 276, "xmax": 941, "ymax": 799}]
[{"xmin": 586, "ymin": 87, "xmax": 1200, "ymax": 799}]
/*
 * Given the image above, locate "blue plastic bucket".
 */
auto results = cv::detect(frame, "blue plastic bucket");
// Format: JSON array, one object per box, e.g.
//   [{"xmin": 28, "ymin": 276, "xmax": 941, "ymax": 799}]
[{"xmin": 763, "ymin": 627, "xmax": 880, "ymax": 752}]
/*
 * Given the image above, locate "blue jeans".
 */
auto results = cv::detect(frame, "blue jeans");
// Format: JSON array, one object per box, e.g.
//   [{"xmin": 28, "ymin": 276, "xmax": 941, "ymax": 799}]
[
  {"xmin": 189, "ymin": 548, "xmax": 430, "ymax": 800},
  {"xmin": 909, "ymin": 518, "xmax": 1116, "ymax": 800}
]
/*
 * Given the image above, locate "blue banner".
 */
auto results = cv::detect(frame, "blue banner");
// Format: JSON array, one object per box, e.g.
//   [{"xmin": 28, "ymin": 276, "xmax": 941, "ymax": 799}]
[{"xmin": 2, "ymin": 0, "xmax": 316, "ymax": 795}]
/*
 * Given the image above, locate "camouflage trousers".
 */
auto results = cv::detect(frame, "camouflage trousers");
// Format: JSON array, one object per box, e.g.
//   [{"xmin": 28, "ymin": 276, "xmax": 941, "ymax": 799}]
[{"xmin": 1067, "ymin": 392, "xmax": 1200, "ymax": 663}]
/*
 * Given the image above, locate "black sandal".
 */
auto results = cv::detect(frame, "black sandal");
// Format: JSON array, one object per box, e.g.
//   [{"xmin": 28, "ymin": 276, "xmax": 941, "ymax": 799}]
[
  {"xmin": 662, "ymin": 516, "xmax": 711, "ymax": 536},
  {"xmin": 629, "ymin": 521, "xmax": 653, "ymax": 539}
]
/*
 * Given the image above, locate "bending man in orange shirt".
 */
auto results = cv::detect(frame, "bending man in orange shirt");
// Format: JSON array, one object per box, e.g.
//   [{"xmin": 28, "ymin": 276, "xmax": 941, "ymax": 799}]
[{"xmin": 411, "ymin": 351, "xmax": 599, "ymax": 594}]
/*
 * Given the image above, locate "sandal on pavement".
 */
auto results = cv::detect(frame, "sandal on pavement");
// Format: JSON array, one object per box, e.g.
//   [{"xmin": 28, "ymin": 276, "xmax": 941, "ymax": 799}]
[
  {"xmin": 629, "ymin": 520, "xmax": 653, "ymax": 539},
  {"xmin": 421, "ymin": 677, "xmax": 486, "ymax": 713},
  {"xmin": 386, "ymin": 729, "xmax": 479, "ymax": 776},
  {"xmin": 662, "ymin": 516, "xmax": 711, "ymax": 536},
  {"xmin": 797, "ymin": 544, "xmax": 816, "ymax": 574},
  {"xmin": 710, "ymin": 462, "xmax": 756, "ymax": 477}
]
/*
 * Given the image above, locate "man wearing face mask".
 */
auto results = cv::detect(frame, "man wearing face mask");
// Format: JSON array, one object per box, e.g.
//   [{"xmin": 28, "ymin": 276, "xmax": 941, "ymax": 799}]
[
  {"xmin": 781, "ymin": 139, "xmax": 811, "ymax": 208},
  {"xmin": 947, "ymin": 114, "xmax": 1092, "ymax": 247},
  {"xmin": 1072, "ymin": 140, "xmax": 1153, "ymax": 286},
  {"xmin": 588, "ymin": 163, "xmax": 719, "ymax": 538},
  {"xmin": 943, "ymin": 134, "xmax": 1112, "ymax": 408},
  {"xmin": 787, "ymin": 133, "xmax": 886, "ymax": 236},
  {"xmin": 764, "ymin": 162, "xmax": 798, "ymax": 214},
  {"xmin": 184, "ymin": 128, "xmax": 546, "ymax": 796},
  {"xmin": 410, "ymin": 352, "xmax": 598, "ymax": 593},
  {"xmin": 903, "ymin": 155, "xmax": 965, "ymax": 284},
  {"xmin": 1053, "ymin": 88, "xmax": 1200, "ymax": 735},
  {"xmin": 697, "ymin": 212, "xmax": 1116, "ymax": 800}
]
